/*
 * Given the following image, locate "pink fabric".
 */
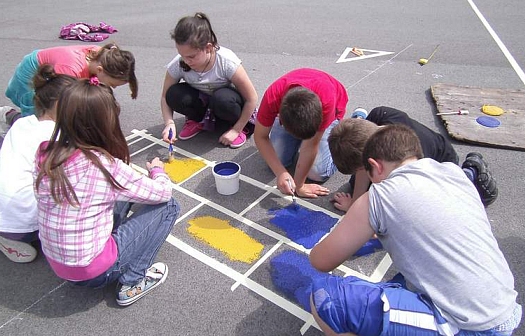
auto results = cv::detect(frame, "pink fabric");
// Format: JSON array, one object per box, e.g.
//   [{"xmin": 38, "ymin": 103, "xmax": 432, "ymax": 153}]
[
  {"xmin": 46, "ymin": 236, "xmax": 117, "ymax": 281},
  {"xmin": 36, "ymin": 45, "xmax": 100, "ymax": 78},
  {"xmin": 59, "ymin": 22, "xmax": 118, "ymax": 42},
  {"xmin": 34, "ymin": 143, "xmax": 172, "ymax": 274},
  {"xmin": 257, "ymin": 68, "xmax": 348, "ymax": 131}
]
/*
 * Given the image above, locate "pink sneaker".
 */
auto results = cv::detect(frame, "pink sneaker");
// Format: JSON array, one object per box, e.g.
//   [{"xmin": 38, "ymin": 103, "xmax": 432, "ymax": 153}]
[
  {"xmin": 178, "ymin": 119, "xmax": 203, "ymax": 140},
  {"xmin": 230, "ymin": 131, "xmax": 247, "ymax": 149}
]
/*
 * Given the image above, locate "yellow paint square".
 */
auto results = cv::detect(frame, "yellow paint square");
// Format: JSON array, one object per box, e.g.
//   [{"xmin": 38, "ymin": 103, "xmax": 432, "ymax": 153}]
[
  {"xmin": 187, "ymin": 216, "xmax": 264, "ymax": 264},
  {"xmin": 164, "ymin": 157, "xmax": 206, "ymax": 183}
]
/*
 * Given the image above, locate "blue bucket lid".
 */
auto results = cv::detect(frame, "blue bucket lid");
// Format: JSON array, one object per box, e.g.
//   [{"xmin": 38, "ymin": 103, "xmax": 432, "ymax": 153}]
[{"xmin": 476, "ymin": 116, "xmax": 501, "ymax": 128}]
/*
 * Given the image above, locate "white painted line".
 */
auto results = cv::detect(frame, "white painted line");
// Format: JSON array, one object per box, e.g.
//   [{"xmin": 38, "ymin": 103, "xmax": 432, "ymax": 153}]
[
  {"xmin": 230, "ymin": 241, "xmax": 284, "ymax": 291},
  {"xmin": 130, "ymin": 130, "xmax": 392, "ymax": 330},
  {"xmin": 166, "ymin": 235, "xmax": 320, "ymax": 332},
  {"xmin": 348, "ymin": 44, "xmax": 413, "ymax": 89},
  {"xmin": 467, "ymin": 0, "xmax": 525, "ymax": 85},
  {"xmin": 129, "ymin": 141, "xmax": 158, "ymax": 157},
  {"xmin": 130, "ymin": 129, "xmax": 215, "ymax": 165},
  {"xmin": 337, "ymin": 47, "xmax": 395, "ymax": 63},
  {"xmin": 238, "ymin": 189, "xmax": 273, "ymax": 217},
  {"xmin": 125, "ymin": 130, "xmax": 145, "ymax": 142},
  {"xmin": 369, "ymin": 253, "xmax": 393, "ymax": 283},
  {"xmin": 300, "ymin": 316, "xmax": 320, "ymax": 335}
]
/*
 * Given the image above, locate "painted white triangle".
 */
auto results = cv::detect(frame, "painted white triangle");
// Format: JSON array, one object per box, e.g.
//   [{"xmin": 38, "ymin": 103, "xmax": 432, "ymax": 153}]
[{"xmin": 336, "ymin": 47, "xmax": 395, "ymax": 63}]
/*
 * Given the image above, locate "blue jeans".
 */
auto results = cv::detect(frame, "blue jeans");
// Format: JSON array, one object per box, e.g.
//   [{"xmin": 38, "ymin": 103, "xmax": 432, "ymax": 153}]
[
  {"xmin": 73, "ymin": 197, "xmax": 180, "ymax": 288},
  {"xmin": 269, "ymin": 118, "xmax": 339, "ymax": 182}
]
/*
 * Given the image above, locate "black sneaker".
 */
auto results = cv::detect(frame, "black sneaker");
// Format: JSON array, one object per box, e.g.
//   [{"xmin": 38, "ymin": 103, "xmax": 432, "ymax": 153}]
[{"xmin": 461, "ymin": 152, "xmax": 498, "ymax": 206}]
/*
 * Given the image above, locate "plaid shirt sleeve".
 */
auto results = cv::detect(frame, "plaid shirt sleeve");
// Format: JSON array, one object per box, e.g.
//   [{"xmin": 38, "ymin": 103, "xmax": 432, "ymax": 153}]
[{"xmin": 111, "ymin": 159, "xmax": 172, "ymax": 204}]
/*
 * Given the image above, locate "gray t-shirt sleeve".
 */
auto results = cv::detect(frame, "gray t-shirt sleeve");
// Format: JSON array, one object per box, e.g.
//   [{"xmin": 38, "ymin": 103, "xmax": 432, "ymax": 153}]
[
  {"xmin": 166, "ymin": 55, "xmax": 183, "ymax": 82},
  {"xmin": 217, "ymin": 46, "xmax": 241, "ymax": 79}
]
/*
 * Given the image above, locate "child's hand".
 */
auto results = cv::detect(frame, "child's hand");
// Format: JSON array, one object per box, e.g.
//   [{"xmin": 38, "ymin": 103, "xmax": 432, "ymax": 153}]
[
  {"xmin": 277, "ymin": 173, "xmax": 295, "ymax": 196},
  {"xmin": 296, "ymin": 183, "xmax": 330, "ymax": 199},
  {"xmin": 146, "ymin": 157, "xmax": 165, "ymax": 171},
  {"xmin": 219, "ymin": 128, "xmax": 239, "ymax": 146},
  {"xmin": 162, "ymin": 123, "xmax": 176, "ymax": 144},
  {"xmin": 330, "ymin": 192, "xmax": 353, "ymax": 211}
]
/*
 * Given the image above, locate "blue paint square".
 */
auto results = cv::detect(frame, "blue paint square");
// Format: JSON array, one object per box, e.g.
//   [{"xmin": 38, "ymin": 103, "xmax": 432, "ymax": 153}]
[{"xmin": 268, "ymin": 204, "xmax": 338, "ymax": 249}]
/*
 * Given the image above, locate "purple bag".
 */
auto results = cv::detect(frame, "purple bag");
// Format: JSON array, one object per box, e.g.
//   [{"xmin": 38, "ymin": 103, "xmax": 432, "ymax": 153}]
[
  {"xmin": 59, "ymin": 22, "xmax": 118, "ymax": 42},
  {"xmin": 201, "ymin": 108, "xmax": 216, "ymax": 131}
]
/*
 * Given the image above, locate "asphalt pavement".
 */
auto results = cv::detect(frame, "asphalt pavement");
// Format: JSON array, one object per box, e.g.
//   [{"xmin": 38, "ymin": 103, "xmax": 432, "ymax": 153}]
[{"xmin": 1, "ymin": 0, "xmax": 524, "ymax": 335}]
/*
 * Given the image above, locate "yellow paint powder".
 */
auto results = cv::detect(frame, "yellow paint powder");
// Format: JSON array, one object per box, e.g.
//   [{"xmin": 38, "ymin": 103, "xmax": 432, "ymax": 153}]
[
  {"xmin": 187, "ymin": 216, "xmax": 264, "ymax": 263},
  {"xmin": 164, "ymin": 158, "xmax": 206, "ymax": 183}
]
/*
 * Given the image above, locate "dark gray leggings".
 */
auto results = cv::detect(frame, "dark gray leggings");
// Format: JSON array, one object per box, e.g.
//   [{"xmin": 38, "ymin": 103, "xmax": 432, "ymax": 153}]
[{"xmin": 165, "ymin": 82, "xmax": 244, "ymax": 125}]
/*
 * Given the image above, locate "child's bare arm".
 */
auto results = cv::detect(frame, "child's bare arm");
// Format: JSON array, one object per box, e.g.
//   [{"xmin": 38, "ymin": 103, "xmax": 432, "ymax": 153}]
[
  {"xmin": 160, "ymin": 73, "xmax": 179, "ymax": 143},
  {"xmin": 310, "ymin": 192, "xmax": 375, "ymax": 272}
]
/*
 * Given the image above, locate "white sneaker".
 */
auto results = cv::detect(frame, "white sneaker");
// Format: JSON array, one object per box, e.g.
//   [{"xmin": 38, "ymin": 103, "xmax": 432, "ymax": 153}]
[
  {"xmin": 0, "ymin": 106, "xmax": 15, "ymax": 137},
  {"xmin": 0, "ymin": 106, "xmax": 15, "ymax": 123},
  {"xmin": 0, "ymin": 236, "xmax": 38, "ymax": 263}
]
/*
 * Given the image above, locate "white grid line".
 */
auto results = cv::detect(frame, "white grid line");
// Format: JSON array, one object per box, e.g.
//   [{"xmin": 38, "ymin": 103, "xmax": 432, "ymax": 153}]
[{"xmin": 128, "ymin": 129, "xmax": 391, "ymax": 335}]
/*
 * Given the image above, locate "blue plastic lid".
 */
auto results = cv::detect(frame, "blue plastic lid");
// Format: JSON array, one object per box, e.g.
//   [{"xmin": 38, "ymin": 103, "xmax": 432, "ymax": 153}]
[{"xmin": 476, "ymin": 116, "xmax": 501, "ymax": 128}]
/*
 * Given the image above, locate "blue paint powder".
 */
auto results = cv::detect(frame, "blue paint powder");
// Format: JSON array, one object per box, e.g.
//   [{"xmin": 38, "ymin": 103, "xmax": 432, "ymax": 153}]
[
  {"xmin": 268, "ymin": 204, "xmax": 338, "ymax": 249},
  {"xmin": 270, "ymin": 250, "xmax": 329, "ymax": 312},
  {"xmin": 354, "ymin": 238, "xmax": 383, "ymax": 257}
]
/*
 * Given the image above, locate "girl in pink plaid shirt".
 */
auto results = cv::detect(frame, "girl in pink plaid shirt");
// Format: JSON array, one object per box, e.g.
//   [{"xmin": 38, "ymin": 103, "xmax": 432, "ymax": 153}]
[{"xmin": 34, "ymin": 79, "xmax": 180, "ymax": 306}]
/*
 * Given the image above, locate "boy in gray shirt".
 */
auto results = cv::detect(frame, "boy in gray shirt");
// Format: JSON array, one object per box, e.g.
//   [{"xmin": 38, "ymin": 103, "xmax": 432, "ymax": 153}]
[{"xmin": 310, "ymin": 124, "xmax": 521, "ymax": 335}]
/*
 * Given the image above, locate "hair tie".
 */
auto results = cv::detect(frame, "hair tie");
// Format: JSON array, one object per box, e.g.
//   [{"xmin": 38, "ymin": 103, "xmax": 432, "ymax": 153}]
[
  {"xmin": 89, "ymin": 76, "xmax": 100, "ymax": 86},
  {"xmin": 110, "ymin": 45, "xmax": 118, "ymax": 50}
]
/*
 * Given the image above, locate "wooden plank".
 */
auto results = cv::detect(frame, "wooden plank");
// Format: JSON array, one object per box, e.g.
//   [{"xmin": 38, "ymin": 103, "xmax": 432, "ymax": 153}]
[{"xmin": 431, "ymin": 83, "xmax": 525, "ymax": 151}]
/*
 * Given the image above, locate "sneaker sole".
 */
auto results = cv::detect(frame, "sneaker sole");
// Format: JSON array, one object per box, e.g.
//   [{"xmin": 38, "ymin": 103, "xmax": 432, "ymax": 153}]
[
  {"xmin": 178, "ymin": 130, "xmax": 202, "ymax": 140},
  {"xmin": 116, "ymin": 263, "xmax": 169, "ymax": 306},
  {"xmin": 0, "ymin": 236, "xmax": 37, "ymax": 263},
  {"xmin": 229, "ymin": 140, "xmax": 246, "ymax": 149}
]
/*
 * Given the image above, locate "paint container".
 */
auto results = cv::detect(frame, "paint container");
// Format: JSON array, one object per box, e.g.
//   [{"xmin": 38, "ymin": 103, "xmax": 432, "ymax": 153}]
[{"xmin": 212, "ymin": 161, "xmax": 241, "ymax": 195}]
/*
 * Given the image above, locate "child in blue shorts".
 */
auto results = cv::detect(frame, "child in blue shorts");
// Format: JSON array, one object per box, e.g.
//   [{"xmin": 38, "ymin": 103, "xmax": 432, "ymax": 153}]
[{"xmin": 309, "ymin": 124, "xmax": 521, "ymax": 335}]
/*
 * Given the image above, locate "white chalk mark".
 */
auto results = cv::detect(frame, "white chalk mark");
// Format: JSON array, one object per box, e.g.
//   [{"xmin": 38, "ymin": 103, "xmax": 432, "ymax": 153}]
[
  {"xmin": 0, "ymin": 282, "xmax": 67, "ymax": 329},
  {"xmin": 348, "ymin": 44, "xmax": 413, "ymax": 89},
  {"xmin": 336, "ymin": 47, "xmax": 395, "ymax": 63}
]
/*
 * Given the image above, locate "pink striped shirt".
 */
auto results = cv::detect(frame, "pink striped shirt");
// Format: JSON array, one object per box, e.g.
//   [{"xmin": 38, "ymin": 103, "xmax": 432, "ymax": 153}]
[{"xmin": 34, "ymin": 146, "xmax": 172, "ymax": 281}]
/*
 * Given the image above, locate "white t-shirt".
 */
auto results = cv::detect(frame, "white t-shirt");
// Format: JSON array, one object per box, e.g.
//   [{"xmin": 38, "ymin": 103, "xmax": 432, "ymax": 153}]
[
  {"xmin": 166, "ymin": 46, "xmax": 241, "ymax": 96},
  {"xmin": 0, "ymin": 116, "xmax": 55, "ymax": 233}
]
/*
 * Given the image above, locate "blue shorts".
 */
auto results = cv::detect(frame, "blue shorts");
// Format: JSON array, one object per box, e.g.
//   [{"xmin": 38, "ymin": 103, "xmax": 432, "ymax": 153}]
[{"xmin": 311, "ymin": 275, "xmax": 521, "ymax": 336}]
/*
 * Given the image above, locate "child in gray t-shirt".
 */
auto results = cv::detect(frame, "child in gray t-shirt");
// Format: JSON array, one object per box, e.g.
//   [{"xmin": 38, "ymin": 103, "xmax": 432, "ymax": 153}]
[{"xmin": 310, "ymin": 124, "xmax": 520, "ymax": 335}]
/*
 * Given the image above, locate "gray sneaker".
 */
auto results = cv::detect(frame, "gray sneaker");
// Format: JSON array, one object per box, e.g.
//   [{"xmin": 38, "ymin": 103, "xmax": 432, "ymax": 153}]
[{"xmin": 116, "ymin": 262, "xmax": 168, "ymax": 306}]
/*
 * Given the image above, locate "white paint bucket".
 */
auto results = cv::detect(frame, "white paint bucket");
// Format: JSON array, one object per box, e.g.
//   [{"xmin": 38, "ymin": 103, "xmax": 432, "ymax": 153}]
[{"xmin": 212, "ymin": 161, "xmax": 241, "ymax": 195}]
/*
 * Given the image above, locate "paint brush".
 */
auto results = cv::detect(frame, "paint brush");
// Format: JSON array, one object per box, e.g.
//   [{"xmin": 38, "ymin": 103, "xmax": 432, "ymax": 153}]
[
  {"xmin": 436, "ymin": 109, "xmax": 469, "ymax": 116},
  {"xmin": 168, "ymin": 128, "xmax": 174, "ymax": 162},
  {"xmin": 286, "ymin": 178, "xmax": 297, "ymax": 206}
]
